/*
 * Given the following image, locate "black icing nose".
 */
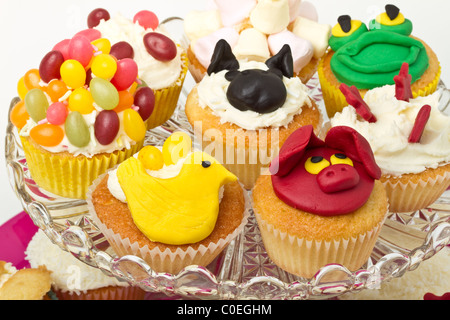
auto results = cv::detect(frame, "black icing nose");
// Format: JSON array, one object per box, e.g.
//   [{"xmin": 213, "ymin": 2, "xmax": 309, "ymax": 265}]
[{"xmin": 202, "ymin": 161, "xmax": 211, "ymax": 168}]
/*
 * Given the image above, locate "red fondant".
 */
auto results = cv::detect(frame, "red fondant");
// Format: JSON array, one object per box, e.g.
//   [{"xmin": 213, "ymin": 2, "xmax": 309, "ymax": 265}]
[
  {"xmin": 270, "ymin": 125, "xmax": 381, "ymax": 216},
  {"xmin": 423, "ymin": 292, "xmax": 450, "ymax": 300},
  {"xmin": 394, "ymin": 62, "xmax": 413, "ymax": 102},
  {"xmin": 339, "ymin": 83, "xmax": 377, "ymax": 123},
  {"xmin": 408, "ymin": 104, "xmax": 431, "ymax": 143}
]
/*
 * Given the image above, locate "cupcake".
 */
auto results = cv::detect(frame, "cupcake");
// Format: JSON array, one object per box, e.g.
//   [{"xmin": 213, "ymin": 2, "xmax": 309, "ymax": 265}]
[
  {"xmin": 185, "ymin": 40, "xmax": 322, "ymax": 189},
  {"xmin": 330, "ymin": 64, "xmax": 450, "ymax": 213},
  {"xmin": 253, "ymin": 125, "xmax": 388, "ymax": 278},
  {"xmin": 11, "ymin": 31, "xmax": 150, "ymax": 199},
  {"xmin": 0, "ymin": 260, "xmax": 52, "ymax": 300},
  {"xmin": 184, "ymin": 0, "xmax": 331, "ymax": 84},
  {"xmin": 92, "ymin": 9, "xmax": 189, "ymax": 129},
  {"xmin": 87, "ymin": 132, "xmax": 249, "ymax": 274},
  {"xmin": 25, "ymin": 229, "xmax": 145, "ymax": 300},
  {"xmin": 318, "ymin": 4, "xmax": 441, "ymax": 118}
]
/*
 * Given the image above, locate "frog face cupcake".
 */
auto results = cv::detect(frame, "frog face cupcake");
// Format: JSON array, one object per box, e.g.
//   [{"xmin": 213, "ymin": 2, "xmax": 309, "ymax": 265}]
[
  {"xmin": 92, "ymin": 9, "xmax": 189, "ymax": 129},
  {"xmin": 318, "ymin": 4, "xmax": 441, "ymax": 118},
  {"xmin": 184, "ymin": 0, "xmax": 331, "ymax": 84},
  {"xmin": 87, "ymin": 132, "xmax": 249, "ymax": 274},
  {"xmin": 11, "ymin": 29, "xmax": 152, "ymax": 199}
]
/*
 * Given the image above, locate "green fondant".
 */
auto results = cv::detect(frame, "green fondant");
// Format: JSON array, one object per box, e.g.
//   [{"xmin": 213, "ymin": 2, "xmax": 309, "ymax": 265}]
[
  {"xmin": 330, "ymin": 30, "xmax": 429, "ymax": 89},
  {"xmin": 329, "ymin": 23, "xmax": 368, "ymax": 52},
  {"xmin": 368, "ymin": 19, "xmax": 413, "ymax": 36}
]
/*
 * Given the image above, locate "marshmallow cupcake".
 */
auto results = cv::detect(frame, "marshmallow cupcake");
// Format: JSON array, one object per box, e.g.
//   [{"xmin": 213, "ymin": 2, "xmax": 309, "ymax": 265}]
[
  {"xmin": 185, "ymin": 40, "xmax": 322, "ymax": 189},
  {"xmin": 184, "ymin": 0, "xmax": 331, "ymax": 84},
  {"xmin": 330, "ymin": 64, "xmax": 450, "ymax": 212}
]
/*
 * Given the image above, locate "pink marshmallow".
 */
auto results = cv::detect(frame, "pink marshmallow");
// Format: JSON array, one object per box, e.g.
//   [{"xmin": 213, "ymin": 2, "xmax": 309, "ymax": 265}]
[
  {"xmin": 298, "ymin": 1, "xmax": 318, "ymax": 22},
  {"xmin": 268, "ymin": 30, "xmax": 314, "ymax": 74},
  {"xmin": 193, "ymin": 27, "xmax": 240, "ymax": 69},
  {"xmin": 289, "ymin": 0, "xmax": 303, "ymax": 23},
  {"xmin": 215, "ymin": 0, "xmax": 256, "ymax": 27}
]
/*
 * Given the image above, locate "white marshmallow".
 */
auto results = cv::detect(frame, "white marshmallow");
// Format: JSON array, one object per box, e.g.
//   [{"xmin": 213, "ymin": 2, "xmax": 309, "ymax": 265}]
[
  {"xmin": 233, "ymin": 28, "xmax": 270, "ymax": 62},
  {"xmin": 215, "ymin": 0, "xmax": 256, "ymax": 27},
  {"xmin": 184, "ymin": 10, "xmax": 222, "ymax": 42},
  {"xmin": 292, "ymin": 17, "xmax": 331, "ymax": 59},
  {"xmin": 250, "ymin": 0, "xmax": 290, "ymax": 35}
]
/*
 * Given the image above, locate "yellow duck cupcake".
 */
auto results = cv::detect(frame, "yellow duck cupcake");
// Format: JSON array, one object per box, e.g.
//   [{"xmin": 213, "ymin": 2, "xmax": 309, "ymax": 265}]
[
  {"xmin": 87, "ymin": 132, "xmax": 249, "ymax": 274},
  {"xmin": 318, "ymin": 4, "xmax": 441, "ymax": 118}
]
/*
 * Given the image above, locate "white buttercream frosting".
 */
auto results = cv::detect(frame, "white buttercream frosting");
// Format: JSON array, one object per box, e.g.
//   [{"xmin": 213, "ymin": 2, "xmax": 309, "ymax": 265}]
[
  {"xmin": 196, "ymin": 60, "xmax": 312, "ymax": 130},
  {"xmin": 95, "ymin": 13, "xmax": 183, "ymax": 91},
  {"xmin": 25, "ymin": 230, "xmax": 128, "ymax": 293},
  {"xmin": 0, "ymin": 262, "xmax": 17, "ymax": 289},
  {"xmin": 330, "ymin": 86, "xmax": 450, "ymax": 175}
]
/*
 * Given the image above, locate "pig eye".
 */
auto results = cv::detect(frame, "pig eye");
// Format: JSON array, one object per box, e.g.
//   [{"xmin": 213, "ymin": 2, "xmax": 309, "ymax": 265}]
[
  {"xmin": 305, "ymin": 156, "xmax": 330, "ymax": 175},
  {"xmin": 330, "ymin": 153, "xmax": 354, "ymax": 166}
]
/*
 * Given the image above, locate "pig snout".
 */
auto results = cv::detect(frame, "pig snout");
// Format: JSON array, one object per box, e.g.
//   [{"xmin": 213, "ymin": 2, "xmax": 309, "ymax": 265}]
[{"xmin": 316, "ymin": 164, "xmax": 360, "ymax": 194}]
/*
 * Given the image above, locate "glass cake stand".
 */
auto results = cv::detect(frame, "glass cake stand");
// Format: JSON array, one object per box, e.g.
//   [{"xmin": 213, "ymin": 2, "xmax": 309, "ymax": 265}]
[{"xmin": 4, "ymin": 18, "xmax": 450, "ymax": 300}]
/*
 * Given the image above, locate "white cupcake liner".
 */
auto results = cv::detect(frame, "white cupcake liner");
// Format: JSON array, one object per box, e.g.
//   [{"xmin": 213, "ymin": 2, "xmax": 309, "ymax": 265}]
[
  {"xmin": 86, "ymin": 171, "xmax": 251, "ymax": 274},
  {"xmin": 53, "ymin": 285, "xmax": 145, "ymax": 300}
]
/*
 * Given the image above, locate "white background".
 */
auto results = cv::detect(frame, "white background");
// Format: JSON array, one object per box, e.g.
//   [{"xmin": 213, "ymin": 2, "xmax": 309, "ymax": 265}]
[{"xmin": 0, "ymin": 0, "xmax": 449, "ymax": 225}]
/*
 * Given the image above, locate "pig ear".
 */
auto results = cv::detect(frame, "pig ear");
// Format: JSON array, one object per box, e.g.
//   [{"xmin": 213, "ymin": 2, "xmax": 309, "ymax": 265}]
[
  {"xmin": 265, "ymin": 44, "xmax": 294, "ymax": 78},
  {"xmin": 207, "ymin": 39, "xmax": 239, "ymax": 75},
  {"xmin": 325, "ymin": 126, "xmax": 381, "ymax": 179},
  {"xmin": 270, "ymin": 125, "xmax": 324, "ymax": 176}
]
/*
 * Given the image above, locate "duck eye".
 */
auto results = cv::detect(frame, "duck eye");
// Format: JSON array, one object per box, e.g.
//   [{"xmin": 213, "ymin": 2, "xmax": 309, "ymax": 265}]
[
  {"xmin": 330, "ymin": 153, "xmax": 354, "ymax": 166},
  {"xmin": 202, "ymin": 161, "xmax": 211, "ymax": 168},
  {"xmin": 305, "ymin": 156, "xmax": 330, "ymax": 175}
]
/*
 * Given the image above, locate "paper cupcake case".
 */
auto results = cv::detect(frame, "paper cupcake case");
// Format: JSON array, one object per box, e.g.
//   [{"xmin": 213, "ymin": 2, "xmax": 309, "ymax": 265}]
[
  {"xmin": 52, "ymin": 285, "xmax": 145, "ymax": 300},
  {"xmin": 86, "ymin": 171, "xmax": 251, "ymax": 275}
]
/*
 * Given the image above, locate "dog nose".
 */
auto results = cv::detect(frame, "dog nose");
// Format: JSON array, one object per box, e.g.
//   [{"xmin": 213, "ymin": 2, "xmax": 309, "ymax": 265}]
[{"xmin": 316, "ymin": 164, "xmax": 360, "ymax": 194}]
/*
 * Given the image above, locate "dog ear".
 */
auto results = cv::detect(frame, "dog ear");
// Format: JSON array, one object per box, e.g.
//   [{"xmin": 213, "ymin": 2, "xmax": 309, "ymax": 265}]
[
  {"xmin": 207, "ymin": 39, "xmax": 239, "ymax": 75},
  {"xmin": 325, "ymin": 126, "xmax": 381, "ymax": 179},
  {"xmin": 270, "ymin": 125, "xmax": 325, "ymax": 176},
  {"xmin": 265, "ymin": 44, "xmax": 294, "ymax": 78}
]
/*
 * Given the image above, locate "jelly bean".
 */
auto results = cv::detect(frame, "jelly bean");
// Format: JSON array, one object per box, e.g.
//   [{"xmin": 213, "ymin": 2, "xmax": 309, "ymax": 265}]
[
  {"xmin": 24, "ymin": 88, "xmax": 49, "ymax": 123},
  {"xmin": 45, "ymin": 79, "xmax": 68, "ymax": 102},
  {"xmin": 60, "ymin": 59, "xmax": 86, "ymax": 89},
  {"xmin": 10, "ymin": 100, "xmax": 29, "ymax": 129},
  {"xmin": 53, "ymin": 39, "xmax": 70, "ymax": 60},
  {"xmin": 85, "ymin": 69, "xmax": 93, "ymax": 86},
  {"xmin": 138, "ymin": 146, "xmax": 164, "ymax": 171},
  {"xmin": 87, "ymin": 8, "xmax": 110, "ymax": 28},
  {"xmin": 24, "ymin": 69, "xmax": 41, "ymax": 90},
  {"xmin": 17, "ymin": 77, "xmax": 28, "ymax": 100},
  {"xmin": 123, "ymin": 108, "xmax": 146, "ymax": 142},
  {"xmin": 39, "ymin": 50, "xmax": 64, "ymax": 83},
  {"xmin": 46, "ymin": 102, "xmax": 69, "ymax": 125},
  {"xmin": 133, "ymin": 10, "xmax": 159, "ymax": 30},
  {"xmin": 134, "ymin": 87, "xmax": 155, "ymax": 121},
  {"xmin": 30, "ymin": 123, "xmax": 64, "ymax": 147},
  {"xmin": 110, "ymin": 58, "xmax": 138, "ymax": 91},
  {"xmin": 92, "ymin": 38, "xmax": 111, "ymax": 55},
  {"xmin": 65, "ymin": 111, "xmax": 90, "ymax": 147},
  {"xmin": 68, "ymin": 35, "xmax": 93, "ymax": 67},
  {"xmin": 90, "ymin": 77, "xmax": 119, "ymax": 110},
  {"xmin": 91, "ymin": 53, "xmax": 117, "ymax": 79},
  {"xmin": 113, "ymin": 90, "xmax": 134, "ymax": 113},
  {"xmin": 110, "ymin": 41, "xmax": 134, "ymax": 60},
  {"xmin": 94, "ymin": 110, "xmax": 120, "ymax": 145},
  {"xmin": 68, "ymin": 87, "xmax": 94, "ymax": 114},
  {"xmin": 128, "ymin": 81, "xmax": 138, "ymax": 95},
  {"xmin": 75, "ymin": 29, "xmax": 102, "ymax": 42},
  {"xmin": 143, "ymin": 32, "xmax": 177, "ymax": 62},
  {"xmin": 162, "ymin": 132, "xmax": 192, "ymax": 166}
]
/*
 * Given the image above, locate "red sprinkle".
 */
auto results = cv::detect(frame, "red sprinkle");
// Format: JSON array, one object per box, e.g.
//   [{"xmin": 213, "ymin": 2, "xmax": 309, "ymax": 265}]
[
  {"xmin": 339, "ymin": 83, "xmax": 377, "ymax": 123},
  {"xmin": 394, "ymin": 62, "xmax": 413, "ymax": 102},
  {"xmin": 408, "ymin": 104, "xmax": 431, "ymax": 143}
]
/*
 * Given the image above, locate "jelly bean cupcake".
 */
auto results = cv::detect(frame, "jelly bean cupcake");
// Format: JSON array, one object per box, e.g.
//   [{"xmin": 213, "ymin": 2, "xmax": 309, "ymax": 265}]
[
  {"xmin": 330, "ymin": 64, "xmax": 450, "ymax": 212},
  {"xmin": 318, "ymin": 4, "xmax": 441, "ymax": 118},
  {"xmin": 11, "ymin": 32, "xmax": 151, "ymax": 199},
  {"xmin": 92, "ymin": 9, "xmax": 189, "ymax": 129},
  {"xmin": 184, "ymin": 0, "xmax": 331, "ymax": 83},
  {"xmin": 25, "ymin": 229, "xmax": 145, "ymax": 300},
  {"xmin": 252, "ymin": 125, "xmax": 388, "ymax": 278},
  {"xmin": 86, "ymin": 132, "xmax": 249, "ymax": 274},
  {"xmin": 185, "ymin": 40, "xmax": 322, "ymax": 189}
]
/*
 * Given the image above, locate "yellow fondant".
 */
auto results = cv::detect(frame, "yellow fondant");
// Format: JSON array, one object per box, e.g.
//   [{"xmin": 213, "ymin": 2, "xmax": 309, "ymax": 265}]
[
  {"xmin": 117, "ymin": 151, "xmax": 237, "ymax": 245},
  {"xmin": 138, "ymin": 146, "xmax": 164, "ymax": 171},
  {"xmin": 376, "ymin": 12, "xmax": 405, "ymax": 26},
  {"xmin": 330, "ymin": 154, "xmax": 354, "ymax": 166},
  {"xmin": 305, "ymin": 157, "xmax": 330, "ymax": 175},
  {"xmin": 332, "ymin": 20, "xmax": 362, "ymax": 37},
  {"xmin": 162, "ymin": 131, "xmax": 192, "ymax": 166}
]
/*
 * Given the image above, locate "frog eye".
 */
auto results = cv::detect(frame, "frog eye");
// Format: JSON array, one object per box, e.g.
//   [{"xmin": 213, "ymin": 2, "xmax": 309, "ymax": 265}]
[
  {"xmin": 330, "ymin": 153, "xmax": 354, "ymax": 166},
  {"xmin": 305, "ymin": 156, "xmax": 330, "ymax": 175}
]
